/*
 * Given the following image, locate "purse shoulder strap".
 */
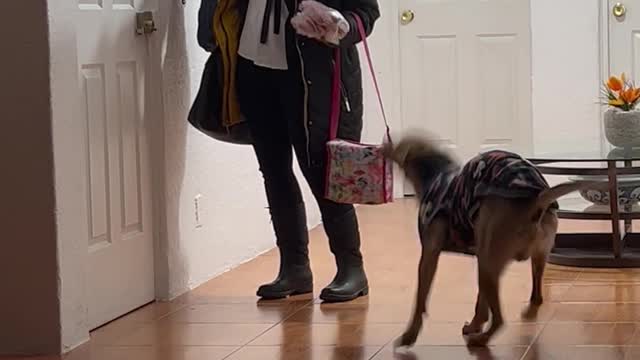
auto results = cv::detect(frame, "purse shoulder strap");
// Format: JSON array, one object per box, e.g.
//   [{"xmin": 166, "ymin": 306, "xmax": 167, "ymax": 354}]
[
  {"xmin": 354, "ymin": 15, "xmax": 391, "ymax": 142},
  {"xmin": 329, "ymin": 14, "xmax": 391, "ymax": 142}
]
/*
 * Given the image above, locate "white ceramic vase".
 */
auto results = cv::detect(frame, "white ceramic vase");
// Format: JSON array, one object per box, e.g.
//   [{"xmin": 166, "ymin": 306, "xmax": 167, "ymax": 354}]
[{"xmin": 604, "ymin": 108, "xmax": 640, "ymax": 148}]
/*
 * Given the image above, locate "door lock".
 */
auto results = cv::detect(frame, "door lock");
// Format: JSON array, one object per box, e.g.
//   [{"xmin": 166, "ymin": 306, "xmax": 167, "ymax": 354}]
[
  {"xmin": 400, "ymin": 10, "xmax": 415, "ymax": 26},
  {"xmin": 136, "ymin": 11, "xmax": 157, "ymax": 35},
  {"xmin": 613, "ymin": 2, "xmax": 627, "ymax": 18}
]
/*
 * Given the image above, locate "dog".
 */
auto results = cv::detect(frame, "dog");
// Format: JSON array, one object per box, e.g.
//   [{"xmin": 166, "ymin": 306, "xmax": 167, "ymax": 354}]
[{"xmin": 383, "ymin": 132, "xmax": 603, "ymax": 348}]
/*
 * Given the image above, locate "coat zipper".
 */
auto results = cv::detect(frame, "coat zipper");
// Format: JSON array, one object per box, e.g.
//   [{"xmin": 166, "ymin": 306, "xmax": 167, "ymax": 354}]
[
  {"xmin": 294, "ymin": 0, "xmax": 312, "ymax": 167},
  {"xmin": 340, "ymin": 80, "xmax": 351, "ymax": 113}
]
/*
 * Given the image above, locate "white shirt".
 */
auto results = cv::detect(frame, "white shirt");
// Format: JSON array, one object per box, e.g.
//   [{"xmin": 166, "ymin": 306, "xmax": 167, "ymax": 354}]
[{"xmin": 238, "ymin": 0, "xmax": 289, "ymax": 70}]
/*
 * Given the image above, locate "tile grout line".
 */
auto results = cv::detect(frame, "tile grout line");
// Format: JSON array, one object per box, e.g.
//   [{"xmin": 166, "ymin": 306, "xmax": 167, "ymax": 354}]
[
  {"xmin": 519, "ymin": 271, "xmax": 583, "ymax": 360},
  {"xmin": 220, "ymin": 297, "xmax": 317, "ymax": 359},
  {"xmin": 624, "ymin": 321, "xmax": 640, "ymax": 349},
  {"xmin": 365, "ymin": 327, "xmax": 404, "ymax": 360},
  {"xmin": 154, "ymin": 302, "xmax": 190, "ymax": 322},
  {"xmin": 519, "ymin": 310, "xmax": 553, "ymax": 360}
]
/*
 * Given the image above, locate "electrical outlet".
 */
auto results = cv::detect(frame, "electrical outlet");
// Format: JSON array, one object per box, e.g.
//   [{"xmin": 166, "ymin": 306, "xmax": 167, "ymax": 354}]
[{"xmin": 194, "ymin": 194, "xmax": 203, "ymax": 228}]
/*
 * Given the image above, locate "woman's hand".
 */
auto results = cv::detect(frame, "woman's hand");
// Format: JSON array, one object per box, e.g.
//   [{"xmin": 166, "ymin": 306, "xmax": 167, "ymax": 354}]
[{"xmin": 291, "ymin": 0, "xmax": 350, "ymax": 45}]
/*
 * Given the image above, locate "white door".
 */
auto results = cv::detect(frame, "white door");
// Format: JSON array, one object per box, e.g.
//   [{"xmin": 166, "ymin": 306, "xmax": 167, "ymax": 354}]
[
  {"xmin": 398, "ymin": 0, "xmax": 533, "ymax": 195},
  {"xmin": 76, "ymin": 0, "xmax": 156, "ymax": 328},
  {"xmin": 609, "ymin": 1, "xmax": 640, "ymax": 89}
]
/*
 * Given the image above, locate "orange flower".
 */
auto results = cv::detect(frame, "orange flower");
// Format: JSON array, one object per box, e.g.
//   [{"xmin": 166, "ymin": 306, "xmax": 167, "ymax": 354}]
[
  {"xmin": 608, "ymin": 76, "xmax": 624, "ymax": 92},
  {"xmin": 620, "ymin": 88, "xmax": 633, "ymax": 103},
  {"xmin": 632, "ymin": 88, "xmax": 640, "ymax": 103},
  {"xmin": 621, "ymin": 88, "xmax": 640, "ymax": 104}
]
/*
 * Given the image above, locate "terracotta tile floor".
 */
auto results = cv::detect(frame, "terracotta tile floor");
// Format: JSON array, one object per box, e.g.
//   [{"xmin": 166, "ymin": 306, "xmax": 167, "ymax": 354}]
[{"xmin": 10, "ymin": 199, "xmax": 640, "ymax": 359}]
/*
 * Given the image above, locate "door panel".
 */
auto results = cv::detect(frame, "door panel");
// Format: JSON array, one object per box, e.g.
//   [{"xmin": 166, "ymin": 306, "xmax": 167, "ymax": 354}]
[
  {"xmin": 76, "ymin": 0, "xmax": 156, "ymax": 329},
  {"xmin": 399, "ymin": 0, "xmax": 532, "ymax": 195},
  {"xmin": 610, "ymin": 0, "xmax": 640, "ymax": 80},
  {"xmin": 477, "ymin": 34, "xmax": 518, "ymax": 152},
  {"xmin": 420, "ymin": 36, "xmax": 460, "ymax": 151}
]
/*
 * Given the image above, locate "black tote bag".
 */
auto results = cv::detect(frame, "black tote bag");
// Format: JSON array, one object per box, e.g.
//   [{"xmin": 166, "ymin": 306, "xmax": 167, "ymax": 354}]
[{"xmin": 188, "ymin": 49, "xmax": 252, "ymax": 145}]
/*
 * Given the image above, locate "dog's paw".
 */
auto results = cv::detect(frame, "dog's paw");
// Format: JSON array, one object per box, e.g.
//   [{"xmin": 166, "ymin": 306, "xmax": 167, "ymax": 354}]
[
  {"xmin": 465, "ymin": 332, "xmax": 491, "ymax": 347},
  {"xmin": 530, "ymin": 295, "xmax": 543, "ymax": 306},
  {"xmin": 462, "ymin": 321, "xmax": 484, "ymax": 335},
  {"xmin": 521, "ymin": 303, "xmax": 541, "ymax": 320},
  {"xmin": 394, "ymin": 331, "xmax": 419, "ymax": 349}
]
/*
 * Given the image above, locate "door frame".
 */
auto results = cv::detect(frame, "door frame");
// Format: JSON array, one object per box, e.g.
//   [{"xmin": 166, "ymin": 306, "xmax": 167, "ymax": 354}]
[
  {"xmin": 146, "ymin": 6, "xmax": 170, "ymax": 304},
  {"xmin": 372, "ymin": 0, "xmax": 405, "ymax": 198},
  {"xmin": 599, "ymin": 0, "xmax": 614, "ymax": 153}
]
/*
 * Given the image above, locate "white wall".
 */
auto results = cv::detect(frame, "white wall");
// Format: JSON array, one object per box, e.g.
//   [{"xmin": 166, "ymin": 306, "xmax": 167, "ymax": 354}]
[
  {"xmin": 155, "ymin": 0, "xmax": 321, "ymax": 299},
  {"xmin": 530, "ymin": 0, "xmax": 603, "ymax": 154}
]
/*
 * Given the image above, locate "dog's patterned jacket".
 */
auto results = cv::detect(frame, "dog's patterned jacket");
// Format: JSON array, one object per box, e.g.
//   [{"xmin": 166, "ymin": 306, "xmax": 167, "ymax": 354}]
[{"xmin": 418, "ymin": 150, "xmax": 555, "ymax": 255}]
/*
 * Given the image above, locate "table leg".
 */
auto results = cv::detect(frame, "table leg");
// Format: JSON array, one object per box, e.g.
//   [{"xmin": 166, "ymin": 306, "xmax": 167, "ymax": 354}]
[
  {"xmin": 624, "ymin": 159, "xmax": 633, "ymax": 245},
  {"xmin": 608, "ymin": 161, "xmax": 622, "ymax": 258},
  {"xmin": 624, "ymin": 218, "xmax": 632, "ymax": 232}
]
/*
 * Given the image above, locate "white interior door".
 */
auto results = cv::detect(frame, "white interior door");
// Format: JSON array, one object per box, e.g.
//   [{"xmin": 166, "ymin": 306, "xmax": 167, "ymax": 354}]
[
  {"xmin": 77, "ymin": 0, "xmax": 156, "ymax": 328},
  {"xmin": 609, "ymin": 1, "xmax": 640, "ymax": 85},
  {"xmin": 398, "ymin": 0, "xmax": 532, "ymax": 195}
]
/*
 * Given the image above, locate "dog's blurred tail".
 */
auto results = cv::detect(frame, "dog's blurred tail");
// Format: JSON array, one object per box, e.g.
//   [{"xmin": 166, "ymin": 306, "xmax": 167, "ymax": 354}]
[{"xmin": 531, "ymin": 180, "xmax": 609, "ymax": 222}]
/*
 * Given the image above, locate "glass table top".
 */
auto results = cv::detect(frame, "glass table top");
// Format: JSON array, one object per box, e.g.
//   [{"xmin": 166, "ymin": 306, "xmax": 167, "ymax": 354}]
[{"xmin": 525, "ymin": 147, "xmax": 640, "ymax": 162}]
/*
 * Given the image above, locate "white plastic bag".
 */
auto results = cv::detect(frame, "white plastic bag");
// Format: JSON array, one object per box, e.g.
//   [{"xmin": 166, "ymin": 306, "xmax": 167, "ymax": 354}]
[{"xmin": 291, "ymin": 0, "xmax": 350, "ymax": 45}]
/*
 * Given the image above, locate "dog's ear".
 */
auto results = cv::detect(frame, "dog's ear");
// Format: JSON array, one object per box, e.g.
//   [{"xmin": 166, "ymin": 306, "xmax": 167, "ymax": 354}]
[{"xmin": 382, "ymin": 141, "xmax": 411, "ymax": 168}]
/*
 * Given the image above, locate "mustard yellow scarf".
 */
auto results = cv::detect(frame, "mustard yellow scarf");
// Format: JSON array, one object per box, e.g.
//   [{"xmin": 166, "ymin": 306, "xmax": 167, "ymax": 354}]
[{"xmin": 213, "ymin": 0, "xmax": 242, "ymax": 127}]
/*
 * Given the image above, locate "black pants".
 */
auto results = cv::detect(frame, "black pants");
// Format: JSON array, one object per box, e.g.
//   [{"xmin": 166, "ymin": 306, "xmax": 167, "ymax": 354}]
[{"xmin": 237, "ymin": 57, "xmax": 363, "ymax": 268}]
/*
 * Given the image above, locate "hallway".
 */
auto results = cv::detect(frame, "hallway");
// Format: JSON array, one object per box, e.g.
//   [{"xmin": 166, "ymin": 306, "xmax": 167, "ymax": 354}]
[{"xmin": 14, "ymin": 200, "xmax": 640, "ymax": 360}]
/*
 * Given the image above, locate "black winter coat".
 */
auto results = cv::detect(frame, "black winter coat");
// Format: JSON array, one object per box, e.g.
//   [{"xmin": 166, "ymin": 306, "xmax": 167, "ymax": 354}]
[{"xmin": 197, "ymin": 0, "xmax": 380, "ymax": 162}]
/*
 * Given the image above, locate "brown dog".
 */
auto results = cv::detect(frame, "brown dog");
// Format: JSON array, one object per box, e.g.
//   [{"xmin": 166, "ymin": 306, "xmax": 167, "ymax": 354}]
[{"xmin": 384, "ymin": 133, "xmax": 603, "ymax": 348}]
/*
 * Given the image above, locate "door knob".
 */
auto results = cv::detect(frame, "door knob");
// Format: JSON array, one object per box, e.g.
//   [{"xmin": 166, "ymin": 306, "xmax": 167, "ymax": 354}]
[
  {"xmin": 400, "ymin": 10, "xmax": 415, "ymax": 25},
  {"xmin": 136, "ymin": 11, "xmax": 157, "ymax": 35},
  {"xmin": 613, "ymin": 2, "xmax": 627, "ymax": 18}
]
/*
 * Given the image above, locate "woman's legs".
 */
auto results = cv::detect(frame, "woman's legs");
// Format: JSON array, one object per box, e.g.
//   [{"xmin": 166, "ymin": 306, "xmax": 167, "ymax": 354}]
[
  {"xmin": 297, "ymin": 161, "xmax": 369, "ymax": 302},
  {"xmin": 238, "ymin": 54, "xmax": 368, "ymax": 302},
  {"xmin": 237, "ymin": 58, "xmax": 313, "ymax": 298},
  {"xmin": 278, "ymin": 67, "xmax": 368, "ymax": 302}
]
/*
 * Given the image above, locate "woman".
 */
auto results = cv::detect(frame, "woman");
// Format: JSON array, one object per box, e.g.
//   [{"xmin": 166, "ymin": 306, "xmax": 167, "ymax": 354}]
[{"xmin": 202, "ymin": 0, "xmax": 380, "ymax": 302}]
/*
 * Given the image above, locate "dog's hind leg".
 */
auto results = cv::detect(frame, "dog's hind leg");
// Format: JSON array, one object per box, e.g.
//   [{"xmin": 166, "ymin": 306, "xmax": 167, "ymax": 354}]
[
  {"xmin": 466, "ymin": 256, "xmax": 507, "ymax": 347},
  {"xmin": 523, "ymin": 211, "xmax": 558, "ymax": 319},
  {"xmin": 465, "ymin": 202, "xmax": 513, "ymax": 347},
  {"xmin": 530, "ymin": 252, "xmax": 546, "ymax": 306},
  {"xmin": 394, "ymin": 217, "xmax": 446, "ymax": 349},
  {"xmin": 462, "ymin": 292, "xmax": 489, "ymax": 335},
  {"xmin": 521, "ymin": 251, "xmax": 546, "ymax": 321}
]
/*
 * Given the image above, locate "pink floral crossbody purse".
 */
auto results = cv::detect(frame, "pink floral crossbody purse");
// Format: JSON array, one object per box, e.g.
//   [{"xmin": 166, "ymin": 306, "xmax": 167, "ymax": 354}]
[{"xmin": 324, "ymin": 15, "xmax": 393, "ymax": 205}]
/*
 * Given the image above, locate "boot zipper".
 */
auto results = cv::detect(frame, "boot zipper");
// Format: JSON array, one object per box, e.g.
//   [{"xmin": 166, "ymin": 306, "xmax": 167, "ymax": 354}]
[{"xmin": 294, "ymin": 0, "xmax": 312, "ymax": 167}]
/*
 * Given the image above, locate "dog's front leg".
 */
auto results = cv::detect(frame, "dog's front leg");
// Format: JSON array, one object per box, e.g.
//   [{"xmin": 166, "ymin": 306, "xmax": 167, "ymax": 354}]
[{"xmin": 394, "ymin": 219, "xmax": 445, "ymax": 349}]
